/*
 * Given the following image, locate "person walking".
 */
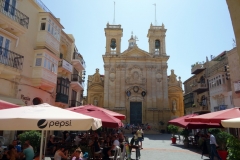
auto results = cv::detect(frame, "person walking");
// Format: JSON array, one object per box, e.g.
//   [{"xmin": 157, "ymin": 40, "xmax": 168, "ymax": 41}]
[
  {"xmin": 136, "ymin": 127, "xmax": 143, "ymax": 149},
  {"xmin": 207, "ymin": 131, "xmax": 222, "ymax": 160}
]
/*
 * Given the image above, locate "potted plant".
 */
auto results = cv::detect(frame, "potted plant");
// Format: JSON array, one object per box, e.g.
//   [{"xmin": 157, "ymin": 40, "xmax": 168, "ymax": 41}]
[
  {"xmin": 167, "ymin": 125, "xmax": 179, "ymax": 144},
  {"xmin": 227, "ymin": 134, "xmax": 240, "ymax": 160},
  {"xmin": 215, "ymin": 131, "xmax": 231, "ymax": 160},
  {"xmin": 180, "ymin": 129, "xmax": 190, "ymax": 147},
  {"xmin": 19, "ymin": 130, "xmax": 41, "ymax": 152}
]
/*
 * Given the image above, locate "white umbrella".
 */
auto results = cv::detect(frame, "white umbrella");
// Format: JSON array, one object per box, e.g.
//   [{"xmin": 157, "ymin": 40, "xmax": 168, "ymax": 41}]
[
  {"xmin": 221, "ymin": 117, "xmax": 240, "ymax": 128},
  {"xmin": 0, "ymin": 103, "xmax": 102, "ymax": 159}
]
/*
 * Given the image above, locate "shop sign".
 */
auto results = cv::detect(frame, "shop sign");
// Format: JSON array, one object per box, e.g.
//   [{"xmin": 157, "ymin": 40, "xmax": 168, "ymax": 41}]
[
  {"xmin": 62, "ymin": 59, "xmax": 73, "ymax": 73},
  {"xmin": 21, "ymin": 94, "xmax": 31, "ymax": 105}
]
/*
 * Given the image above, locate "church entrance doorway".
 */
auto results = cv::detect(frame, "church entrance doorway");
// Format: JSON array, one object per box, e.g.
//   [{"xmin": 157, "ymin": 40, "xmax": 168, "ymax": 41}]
[{"xmin": 130, "ymin": 102, "xmax": 142, "ymax": 126}]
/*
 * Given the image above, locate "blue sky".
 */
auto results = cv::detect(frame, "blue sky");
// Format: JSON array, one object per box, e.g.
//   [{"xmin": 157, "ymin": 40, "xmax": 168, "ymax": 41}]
[{"xmin": 41, "ymin": 0, "xmax": 235, "ymax": 95}]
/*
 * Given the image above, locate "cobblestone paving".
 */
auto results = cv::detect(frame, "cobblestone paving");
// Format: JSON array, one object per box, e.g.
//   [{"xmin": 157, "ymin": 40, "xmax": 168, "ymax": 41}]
[{"xmin": 127, "ymin": 134, "xmax": 211, "ymax": 160}]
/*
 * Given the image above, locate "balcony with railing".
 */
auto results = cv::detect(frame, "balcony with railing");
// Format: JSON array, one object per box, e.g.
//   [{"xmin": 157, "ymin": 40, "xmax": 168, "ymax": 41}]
[
  {"xmin": 0, "ymin": 0, "xmax": 29, "ymax": 29},
  {"xmin": 58, "ymin": 59, "xmax": 73, "ymax": 74},
  {"xmin": 70, "ymin": 74, "xmax": 84, "ymax": 91},
  {"xmin": 0, "ymin": 46, "xmax": 24, "ymax": 71},
  {"xmin": 191, "ymin": 83, "xmax": 208, "ymax": 94},
  {"xmin": 69, "ymin": 100, "xmax": 81, "ymax": 108},
  {"xmin": 191, "ymin": 63, "xmax": 205, "ymax": 74},
  {"xmin": 72, "ymin": 52, "xmax": 86, "ymax": 71}
]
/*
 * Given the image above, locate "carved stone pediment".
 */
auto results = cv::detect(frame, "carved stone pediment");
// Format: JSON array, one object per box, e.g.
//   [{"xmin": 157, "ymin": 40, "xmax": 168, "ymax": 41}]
[
  {"xmin": 120, "ymin": 46, "xmax": 152, "ymax": 58},
  {"xmin": 126, "ymin": 65, "xmax": 146, "ymax": 85}
]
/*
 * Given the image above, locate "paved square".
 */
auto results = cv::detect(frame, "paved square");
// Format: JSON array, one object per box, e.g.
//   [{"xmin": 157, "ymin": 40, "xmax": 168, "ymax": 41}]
[{"xmin": 127, "ymin": 134, "xmax": 211, "ymax": 160}]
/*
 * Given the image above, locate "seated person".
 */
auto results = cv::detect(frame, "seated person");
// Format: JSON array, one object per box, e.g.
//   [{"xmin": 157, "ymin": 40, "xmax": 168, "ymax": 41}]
[
  {"xmin": 65, "ymin": 133, "xmax": 71, "ymax": 143},
  {"xmin": 107, "ymin": 135, "xmax": 119, "ymax": 157},
  {"xmin": 103, "ymin": 137, "xmax": 111, "ymax": 148},
  {"xmin": 47, "ymin": 135, "xmax": 57, "ymax": 154},
  {"xmin": 54, "ymin": 146, "xmax": 68, "ymax": 160},
  {"xmin": 74, "ymin": 135, "xmax": 81, "ymax": 146},
  {"xmin": 89, "ymin": 137, "xmax": 101, "ymax": 154},
  {"xmin": 71, "ymin": 148, "xmax": 83, "ymax": 159},
  {"xmin": 71, "ymin": 149, "xmax": 82, "ymax": 160},
  {"xmin": 22, "ymin": 143, "xmax": 34, "ymax": 160}
]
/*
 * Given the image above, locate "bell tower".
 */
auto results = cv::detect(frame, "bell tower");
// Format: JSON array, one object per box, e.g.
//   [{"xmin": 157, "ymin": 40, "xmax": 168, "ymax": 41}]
[
  {"xmin": 104, "ymin": 23, "xmax": 123, "ymax": 55},
  {"xmin": 147, "ymin": 23, "xmax": 167, "ymax": 55}
]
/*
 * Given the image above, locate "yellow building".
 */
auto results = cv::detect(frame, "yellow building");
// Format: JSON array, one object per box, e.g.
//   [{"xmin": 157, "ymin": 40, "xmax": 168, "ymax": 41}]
[
  {"xmin": 0, "ymin": 0, "xmax": 85, "ymax": 143},
  {"xmin": 87, "ymin": 23, "xmax": 184, "ymax": 128}
]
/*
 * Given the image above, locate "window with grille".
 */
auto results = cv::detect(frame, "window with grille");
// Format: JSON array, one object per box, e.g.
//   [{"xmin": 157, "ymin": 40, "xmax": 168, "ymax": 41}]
[{"xmin": 35, "ymin": 58, "xmax": 42, "ymax": 66}]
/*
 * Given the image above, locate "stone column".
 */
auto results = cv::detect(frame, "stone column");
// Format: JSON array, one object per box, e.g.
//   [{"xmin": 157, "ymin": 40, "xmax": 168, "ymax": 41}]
[
  {"xmin": 115, "ymin": 65, "xmax": 121, "ymax": 108},
  {"xmin": 104, "ymin": 64, "xmax": 110, "ymax": 108},
  {"xmin": 162, "ymin": 64, "xmax": 169, "ymax": 108},
  {"xmin": 162, "ymin": 35, "xmax": 166, "ymax": 55},
  {"xmin": 120, "ymin": 65, "xmax": 126, "ymax": 107},
  {"xmin": 146, "ymin": 65, "xmax": 152, "ymax": 108},
  {"xmin": 151, "ymin": 66, "xmax": 156, "ymax": 108}
]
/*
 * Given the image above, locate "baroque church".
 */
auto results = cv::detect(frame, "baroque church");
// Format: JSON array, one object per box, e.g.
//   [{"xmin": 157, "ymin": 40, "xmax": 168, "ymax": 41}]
[{"xmin": 85, "ymin": 23, "xmax": 184, "ymax": 127}]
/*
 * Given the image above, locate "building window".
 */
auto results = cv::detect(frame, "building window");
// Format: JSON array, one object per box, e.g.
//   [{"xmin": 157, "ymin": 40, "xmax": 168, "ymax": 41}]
[
  {"xmin": 57, "ymin": 78, "xmax": 70, "ymax": 96},
  {"xmin": 47, "ymin": 18, "xmax": 60, "ymax": 41},
  {"xmin": 35, "ymin": 58, "xmax": 42, "ymax": 66},
  {"xmin": 60, "ymin": 53, "xmax": 63, "ymax": 59},
  {"xmin": 43, "ymin": 57, "xmax": 57, "ymax": 74},
  {"xmin": 40, "ymin": 23, "xmax": 46, "ymax": 30}
]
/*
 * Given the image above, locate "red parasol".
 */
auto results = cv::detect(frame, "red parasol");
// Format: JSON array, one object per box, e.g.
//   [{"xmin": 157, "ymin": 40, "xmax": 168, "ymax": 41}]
[
  {"xmin": 0, "ymin": 100, "xmax": 19, "ymax": 110},
  {"xmin": 185, "ymin": 107, "xmax": 240, "ymax": 123},
  {"xmin": 74, "ymin": 105, "xmax": 126, "ymax": 120},
  {"xmin": 67, "ymin": 107, "xmax": 124, "ymax": 128}
]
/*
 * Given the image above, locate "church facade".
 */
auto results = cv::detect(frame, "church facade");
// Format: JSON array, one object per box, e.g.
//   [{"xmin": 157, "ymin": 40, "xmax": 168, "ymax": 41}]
[{"xmin": 86, "ymin": 23, "xmax": 184, "ymax": 128}]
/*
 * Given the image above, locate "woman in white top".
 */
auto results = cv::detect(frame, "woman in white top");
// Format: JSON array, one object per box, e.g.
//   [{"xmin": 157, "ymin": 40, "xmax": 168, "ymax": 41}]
[{"xmin": 54, "ymin": 146, "xmax": 68, "ymax": 160}]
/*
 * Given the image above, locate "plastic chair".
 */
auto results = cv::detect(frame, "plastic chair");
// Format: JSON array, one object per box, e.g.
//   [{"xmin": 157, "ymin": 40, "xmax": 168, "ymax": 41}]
[
  {"xmin": 109, "ymin": 146, "xmax": 121, "ymax": 160},
  {"xmin": 120, "ymin": 144, "xmax": 126, "ymax": 160}
]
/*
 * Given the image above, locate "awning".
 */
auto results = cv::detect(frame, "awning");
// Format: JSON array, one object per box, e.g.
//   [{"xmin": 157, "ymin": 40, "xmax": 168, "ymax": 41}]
[{"xmin": 0, "ymin": 96, "xmax": 25, "ymax": 106}]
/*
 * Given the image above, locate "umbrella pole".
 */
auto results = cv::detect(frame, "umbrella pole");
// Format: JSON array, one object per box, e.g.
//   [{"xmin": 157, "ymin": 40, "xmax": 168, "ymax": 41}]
[
  {"xmin": 39, "ymin": 130, "xmax": 44, "ymax": 160},
  {"xmin": 43, "ymin": 130, "xmax": 48, "ymax": 156}
]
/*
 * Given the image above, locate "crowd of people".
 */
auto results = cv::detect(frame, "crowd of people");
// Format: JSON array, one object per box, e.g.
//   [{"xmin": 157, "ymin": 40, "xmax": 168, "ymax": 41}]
[
  {"xmin": 47, "ymin": 127, "xmax": 144, "ymax": 160},
  {"xmin": 0, "ymin": 140, "xmax": 34, "ymax": 160}
]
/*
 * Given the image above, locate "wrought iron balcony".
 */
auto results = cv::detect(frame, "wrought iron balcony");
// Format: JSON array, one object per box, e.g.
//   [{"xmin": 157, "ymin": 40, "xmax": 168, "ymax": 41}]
[
  {"xmin": 0, "ymin": 46, "xmax": 24, "ymax": 70},
  {"xmin": 69, "ymin": 100, "xmax": 81, "ymax": 108},
  {"xmin": 0, "ymin": 0, "xmax": 29, "ymax": 28},
  {"xmin": 192, "ymin": 83, "xmax": 208, "ymax": 94},
  {"xmin": 55, "ymin": 93, "xmax": 68, "ymax": 104},
  {"xmin": 71, "ymin": 74, "xmax": 83, "ymax": 84},
  {"xmin": 70, "ymin": 74, "xmax": 84, "ymax": 91},
  {"xmin": 72, "ymin": 52, "xmax": 86, "ymax": 71}
]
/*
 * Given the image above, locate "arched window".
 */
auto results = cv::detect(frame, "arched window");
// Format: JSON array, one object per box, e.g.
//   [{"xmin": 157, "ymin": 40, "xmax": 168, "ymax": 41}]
[
  {"xmin": 155, "ymin": 40, "xmax": 160, "ymax": 54},
  {"xmin": 110, "ymin": 38, "xmax": 116, "ymax": 54},
  {"xmin": 200, "ymin": 76, "xmax": 205, "ymax": 83}
]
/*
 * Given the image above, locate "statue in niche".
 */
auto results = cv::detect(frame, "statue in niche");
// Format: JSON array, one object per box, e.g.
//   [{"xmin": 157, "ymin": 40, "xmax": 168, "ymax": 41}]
[
  {"xmin": 133, "ymin": 71, "xmax": 139, "ymax": 81},
  {"xmin": 172, "ymin": 100, "xmax": 177, "ymax": 111},
  {"xmin": 93, "ymin": 98, "xmax": 98, "ymax": 106}
]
